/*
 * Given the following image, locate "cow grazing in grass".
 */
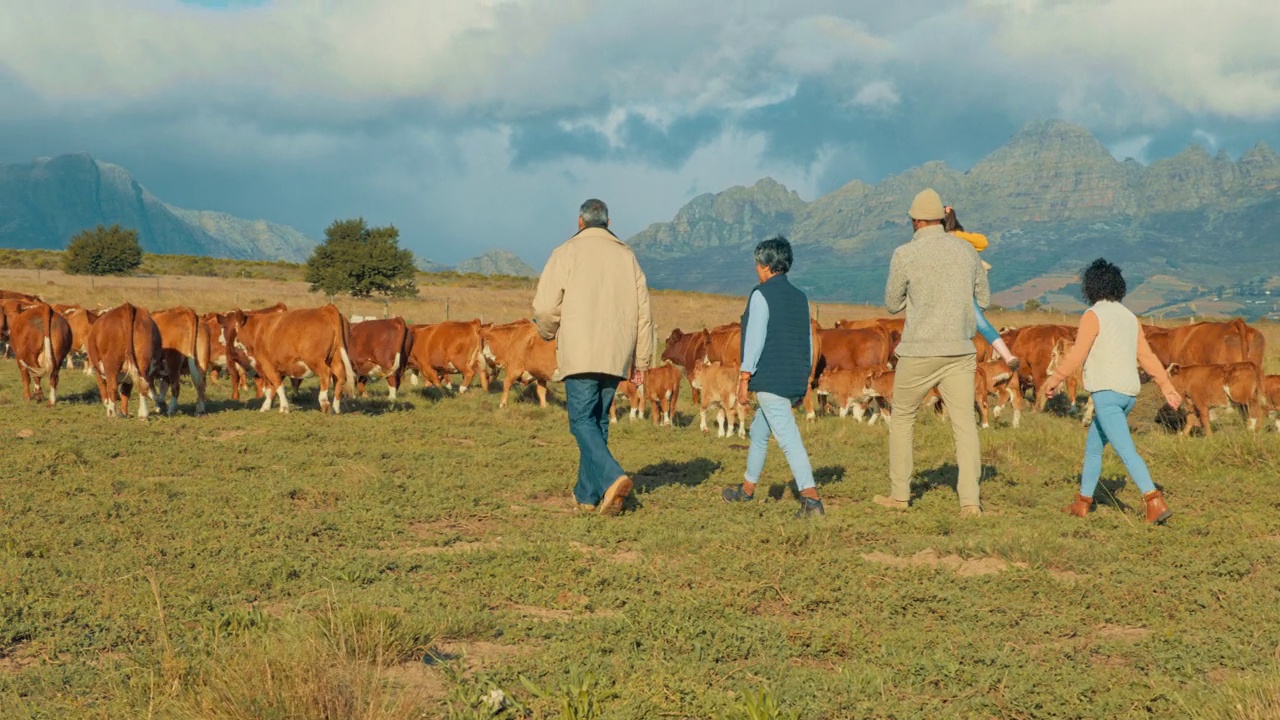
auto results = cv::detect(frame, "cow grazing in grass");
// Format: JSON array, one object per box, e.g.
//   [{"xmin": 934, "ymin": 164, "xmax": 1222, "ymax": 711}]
[{"xmin": 1166, "ymin": 362, "xmax": 1266, "ymax": 436}]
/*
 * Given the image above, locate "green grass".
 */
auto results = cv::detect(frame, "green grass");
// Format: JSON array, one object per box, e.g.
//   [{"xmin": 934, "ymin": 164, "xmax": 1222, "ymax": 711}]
[{"xmin": 2, "ymin": 368, "xmax": 1280, "ymax": 718}]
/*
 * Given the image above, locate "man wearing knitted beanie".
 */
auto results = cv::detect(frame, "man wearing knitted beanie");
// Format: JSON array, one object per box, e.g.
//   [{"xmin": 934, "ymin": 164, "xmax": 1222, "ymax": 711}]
[{"xmin": 874, "ymin": 189, "xmax": 988, "ymax": 517}]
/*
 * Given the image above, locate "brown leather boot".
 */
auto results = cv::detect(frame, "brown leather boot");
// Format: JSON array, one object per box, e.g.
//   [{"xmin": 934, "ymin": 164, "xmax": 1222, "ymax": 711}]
[
  {"xmin": 1143, "ymin": 490, "xmax": 1172, "ymax": 524},
  {"xmin": 1063, "ymin": 493, "xmax": 1092, "ymax": 518}
]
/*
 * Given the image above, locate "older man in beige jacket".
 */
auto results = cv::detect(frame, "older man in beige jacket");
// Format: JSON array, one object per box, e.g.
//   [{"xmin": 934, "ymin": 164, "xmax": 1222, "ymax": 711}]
[{"xmin": 533, "ymin": 199, "xmax": 653, "ymax": 516}]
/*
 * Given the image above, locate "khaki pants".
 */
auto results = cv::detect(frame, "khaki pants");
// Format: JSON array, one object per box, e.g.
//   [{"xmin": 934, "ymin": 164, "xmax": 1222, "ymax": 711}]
[{"xmin": 888, "ymin": 355, "xmax": 981, "ymax": 507}]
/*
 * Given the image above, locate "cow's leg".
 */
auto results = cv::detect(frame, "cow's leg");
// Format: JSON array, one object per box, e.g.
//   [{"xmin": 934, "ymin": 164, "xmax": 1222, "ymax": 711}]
[
  {"xmin": 17, "ymin": 363, "xmax": 33, "ymax": 402},
  {"xmin": 318, "ymin": 372, "xmax": 333, "ymax": 415},
  {"xmin": 852, "ymin": 401, "xmax": 867, "ymax": 423},
  {"xmin": 387, "ymin": 372, "xmax": 399, "ymax": 402},
  {"xmin": 119, "ymin": 381, "xmax": 134, "ymax": 419},
  {"xmin": 803, "ymin": 387, "xmax": 817, "ymax": 422},
  {"xmin": 499, "ymin": 375, "xmax": 514, "ymax": 408},
  {"xmin": 716, "ymin": 407, "xmax": 727, "ymax": 438},
  {"xmin": 663, "ymin": 393, "xmax": 673, "ymax": 427},
  {"xmin": 735, "ymin": 403, "xmax": 746, "ymax": 438},
  {"xmin": 699, "ymin": 405, "xmax": 709, "ymax": 433},
  {"xmin": 535, "ymin": 382, "xmax": 548, "ymax": 408},
  {"xmin": 458, "ymin": 366, "xmax": 474, "ymax": 394},
  {"xmin": 46, "ymin": 365, "xmax": 59, "ymax": 406}
]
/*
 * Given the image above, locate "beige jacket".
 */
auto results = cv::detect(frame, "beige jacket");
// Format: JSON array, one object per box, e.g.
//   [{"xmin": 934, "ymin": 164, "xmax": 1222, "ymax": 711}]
[{"xmin": 532, "ymin": 226, "xmax": 653, "ymax": 381}]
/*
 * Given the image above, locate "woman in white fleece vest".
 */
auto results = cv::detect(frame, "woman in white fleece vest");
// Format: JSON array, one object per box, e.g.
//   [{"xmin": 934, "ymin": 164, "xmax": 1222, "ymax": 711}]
[{"xmin": 1043, "ymin": 258, "xmax": 1182, "ymax": 525}]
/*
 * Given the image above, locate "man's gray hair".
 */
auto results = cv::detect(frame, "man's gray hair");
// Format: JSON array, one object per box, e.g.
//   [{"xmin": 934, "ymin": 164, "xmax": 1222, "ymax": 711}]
[
  {"xmin": 754, "ymin": 236, "xmax": 793, "ymax": 274},
  {"xmin": 579, "ymin": 198, "xmax": 609, "ymax": 228}
]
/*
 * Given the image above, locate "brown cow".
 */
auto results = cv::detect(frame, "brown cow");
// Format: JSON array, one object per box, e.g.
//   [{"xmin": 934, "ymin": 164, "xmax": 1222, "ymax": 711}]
[
  {"xmin": 689, "ymin": 361, "xmax": 746, "ymax": 437},
  {"xmin": 815, "ymin": 366, "xmax": 884, "ymax": 421},
  {"xmin": 480, "ymin": 319, "xmax": 557, "ymax": 408},
  {"xmin": 86, "ymin": 303, "xmax": 163, "ymax": 419},
  {"xmin": 815, "ymin": 327, "xmax": 895, "ymax": 376},
  {"xmin": 662, "ymin": 328, "xmax": 708, "ymax": 407},
  {"xmin": 224, "ymin": 304, "xmax": 354, "ymax": 414},
  {"xmin": 610, "ymin": 379, "xmax": 644, "ymax": 423},
  {"xmin": 1144, "ymin": 319, "xmax": 1265, "ymax": 369},
  {"xmin": 1007, "ymin": 324, "xmax": 1077, "ymax": 410},
  {"xmin": 407, "ymin": 320, "xmax": 488, "ymax": 394},
  {"xmin": 643, "ymin": 363, "xmax": 683, "ymax": 427},
  {"xmin": 1167, "ymin": 362, "xmax": 1266, "ymax": 436},
  {"xmin": 980, "ymin": 359, "xmax": 1024, "ymax": 428},
  {"xmin": 219, "ymin": 303, "xmax": 288, "ymax": 401},
  {"xmin": 349, "ymin": 318, "xmax": 414, "ymax": 400},
  {"xmin": 7, "ymin": 302, "xmax": 72, "ymax": 405},
  {"xmin": 703, "ymin": 323, "xmax": 742, "ymax": 366},
  {"xmin": 52, "ymin": 304, "xmax": 99, "ymax": 374},
  {"xmin": 152, "ymin": 307, "xmax": 212, "ymax": 415},
  {"xmin": 1265, "ymin": 375, "xmax": 1280, "ymax": 433}
]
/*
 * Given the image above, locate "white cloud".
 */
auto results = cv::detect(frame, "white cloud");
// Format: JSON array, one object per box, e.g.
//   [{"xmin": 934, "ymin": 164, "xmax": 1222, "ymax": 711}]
[
  {"xmin": 976, "ymin": 0, "xmax": 1280, "ymax": 120},
  {"xmin": 848, "ymin": 80, "xmax": 900, "ymax": 112},
  {"xmin": 1192, "ymin": 128, "xmax": 1219, "ymax": 151}
]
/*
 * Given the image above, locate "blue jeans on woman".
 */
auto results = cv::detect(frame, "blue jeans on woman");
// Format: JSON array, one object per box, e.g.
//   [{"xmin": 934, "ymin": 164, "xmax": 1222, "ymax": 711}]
[
  {"xmin": 1080, "ymin": 390, "xmax": 1157, "ymax": 497},
  {"xmin": 745, "ymin": 392, "xmax": 816, "ymax": 492},
  {"xmin": 974, "ymin": 298, "xmax": 1000, "ymax": 344},
  {"xmin": 565, "ymin": 373, "xmax": 627, "ymax": 506}
]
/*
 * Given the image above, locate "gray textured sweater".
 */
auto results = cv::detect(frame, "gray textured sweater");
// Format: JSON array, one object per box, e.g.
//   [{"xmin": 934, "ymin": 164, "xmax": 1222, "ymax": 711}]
[{"xmin": 884, "ymin": 224, "xmax": 990, "ymax": 357}]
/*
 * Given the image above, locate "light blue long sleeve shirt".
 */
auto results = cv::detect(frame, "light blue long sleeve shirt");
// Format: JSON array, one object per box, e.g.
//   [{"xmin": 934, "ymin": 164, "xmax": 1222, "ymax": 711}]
[{"xmin": 740, "ymin": 290, "xmax": 813, "ymax": 375}]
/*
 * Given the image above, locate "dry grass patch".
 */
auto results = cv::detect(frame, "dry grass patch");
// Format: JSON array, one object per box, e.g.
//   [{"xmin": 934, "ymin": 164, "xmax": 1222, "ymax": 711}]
[{"xmin": 861, "ymin": 549, "xmax": 1029, "ymax": 577}]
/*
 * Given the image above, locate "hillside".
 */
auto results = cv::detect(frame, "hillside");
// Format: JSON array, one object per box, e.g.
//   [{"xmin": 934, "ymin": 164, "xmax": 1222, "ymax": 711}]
[
  {"xmin": 628, "ymin": 120, "xmax": 1280, "ymax": 318},
  {"xmin": 454, "ymin": 249, "xmax": 537, "ymax": 277},
  {"xmin": 0, "ymin": 153, "xmax": 316, "ymax": 262}
]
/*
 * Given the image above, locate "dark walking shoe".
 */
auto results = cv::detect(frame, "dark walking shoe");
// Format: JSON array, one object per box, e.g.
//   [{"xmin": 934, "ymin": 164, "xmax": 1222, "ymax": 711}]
[
  {"xmin": 722, "ymin": 485, "xmax": 755, "ymax": 503},
  {"xmin": 795, "ymin": 497, "xmax": 825, "ymax": 518}
]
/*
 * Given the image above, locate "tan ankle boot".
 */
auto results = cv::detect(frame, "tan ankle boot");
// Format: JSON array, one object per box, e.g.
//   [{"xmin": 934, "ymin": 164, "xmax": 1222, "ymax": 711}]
[
  {"xmin": 1143, "ymin": 490, "xmax": 1172, "ymax": 524},
  {"xmin": 1064, "ymin": 493, "xmax": 1092, "ymax": 518}
]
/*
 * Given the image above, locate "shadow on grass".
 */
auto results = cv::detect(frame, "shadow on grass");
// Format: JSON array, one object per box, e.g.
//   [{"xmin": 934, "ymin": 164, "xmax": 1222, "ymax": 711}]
[
  {"xmin": 632, "ymin": 458, "xmax": 721, "ymax": 494},
  {"xmin": 765, "ymin": 465, "xmax": 846, "ymax": 501},
  {"xmin": 911, "ymin": 463, "xmax": 1000, "ymax": 502}
]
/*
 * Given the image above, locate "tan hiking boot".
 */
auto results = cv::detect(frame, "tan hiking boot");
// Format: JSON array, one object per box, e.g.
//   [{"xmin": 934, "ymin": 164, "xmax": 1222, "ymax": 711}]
[
  {"xmin": 1143, "ymin": 490, "xmax": 1172, "ymax": 525},
  {"xmin": 576, "ymin": 502, "xmax": 597, "ymax": 513},
  {"xmin": 599, "ymin": 476, "xmax": 633, "ymax": 516},
  {"xmin": 1064, "ymin": 493, "xmax": 1092, "ymax": 518},
  {"xmin": 959, "ymin": 505, "xmax": 982, "ymax": 518},
  {"xmin": 872, "ymin": 495, "xmax": 909, "ymax": 510}
]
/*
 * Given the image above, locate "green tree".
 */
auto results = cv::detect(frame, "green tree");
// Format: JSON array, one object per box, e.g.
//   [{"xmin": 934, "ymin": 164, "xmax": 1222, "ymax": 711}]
[
  {"xmin": 1023, "ymin": 298, "xmax": 1042, "ymax": 312},
  {"xmin": 64, "ymin": 224, "xmax": 144, "ymax": 275},
  {"xmin": 305, "ymin": 218, "xmax": 417, "ymax": 298}
]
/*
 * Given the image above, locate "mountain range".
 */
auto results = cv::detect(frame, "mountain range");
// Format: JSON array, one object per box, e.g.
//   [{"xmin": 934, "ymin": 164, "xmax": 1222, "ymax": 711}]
[
  {"xmin": 416, "ymin": 250, "xmax": 537, "ymax": 277},
  {"xmin": 0, "ymin": 153, "xmax": 317, "ymax": 262},
  {"xmin": 626, "ymin": 120, "xmax": 1280, "ymax": 318}
]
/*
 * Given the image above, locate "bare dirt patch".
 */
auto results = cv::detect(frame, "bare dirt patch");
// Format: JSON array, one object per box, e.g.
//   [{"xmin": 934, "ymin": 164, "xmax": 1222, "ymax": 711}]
[
  {"xmin": 15, "ymin": 428, "xmax": 33, "ymax": 439},
  {"xmin": 1049, "ymin": 569, "xmax": 1087, "ymax": 583},
  {"xmin": 861, "ymin": 549, "xmax": 1029, "ymax": 577},
  {"xmin": 505, "ymin": 603, "xmax": 618, "ymax": 622},
  {"xmin": 569, "ymin": 541, "xmax": 643, "ymax": 565},
  {"xmin": 1094, "ymin": 624, "xmax": 1150, "ymax": 642},
  {"xmin": 199, "ymin": 429, "xmax": 261, "ymax": 442}
]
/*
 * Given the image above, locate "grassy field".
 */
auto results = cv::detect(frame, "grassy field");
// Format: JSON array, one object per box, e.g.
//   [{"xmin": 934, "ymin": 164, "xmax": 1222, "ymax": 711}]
[{"xmin": 3, "ymin": 270, "xmax": 1280, "ymax": 719}]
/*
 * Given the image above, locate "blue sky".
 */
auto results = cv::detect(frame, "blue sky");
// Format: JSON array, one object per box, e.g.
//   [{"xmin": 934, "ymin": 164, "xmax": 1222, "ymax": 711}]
[{"xmin": 2, "ymin": 0, "xmax": 1279, "ymax": 266}]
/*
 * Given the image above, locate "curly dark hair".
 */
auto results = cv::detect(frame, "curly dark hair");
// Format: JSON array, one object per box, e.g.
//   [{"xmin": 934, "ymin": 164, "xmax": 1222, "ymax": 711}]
[
  {"xmin": 1081, "ymin": 258, "xmax": 1126, "ymax": 304},
  {"xmin": 943, "ymin": 207, "xmax": 965, "ymax": 233}
]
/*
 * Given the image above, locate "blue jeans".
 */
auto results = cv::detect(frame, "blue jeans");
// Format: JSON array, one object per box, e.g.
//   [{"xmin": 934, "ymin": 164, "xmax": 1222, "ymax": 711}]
[
  {"xmin": 565, "ymin": 374, "xmax": 627, "ymax": 505},
  {"xmin": 746, "ymin": 392, "xmax": 816, "ymax": 492},
  {"xmin": 974, "ymin": 298, "xmax": 1000, "ymax": 344},
  {"xmin": 1080, "ymin": 390, "xmax": 1157, "ymax": 497}
]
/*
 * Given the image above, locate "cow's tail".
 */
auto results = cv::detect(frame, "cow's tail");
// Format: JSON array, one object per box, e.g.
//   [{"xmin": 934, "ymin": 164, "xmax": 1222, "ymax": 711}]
[
  {"xmin": 40, "ymin": 303, "xmax": 54, "ymax": 373},
  {"xmin": 124, "ymin": 303, "xmax": 140, "ymax": 386},
  {"xmin": 338, "ymin": 311, "xmax": 356, "ymax": 398},
  {"xmin": 185, "ymin": 308, "xmax": 205, "ymax": 390}
]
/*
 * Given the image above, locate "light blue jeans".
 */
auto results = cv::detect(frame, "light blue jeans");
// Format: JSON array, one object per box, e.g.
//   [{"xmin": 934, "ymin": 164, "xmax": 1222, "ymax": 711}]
[
  {"xmin": 745, "ymin": 392, "xmax": 816, "ymax": 492},
  {"xmin": 1080, "ymin": 390, "xmax": 1157, "ymax": 497},
  {"xmin": 974, "ymin": 298, "xmax": 1000, "ymax": 344}
]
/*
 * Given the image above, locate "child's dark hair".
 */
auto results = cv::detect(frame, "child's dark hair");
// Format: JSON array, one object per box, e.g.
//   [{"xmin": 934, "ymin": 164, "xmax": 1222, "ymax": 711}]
[
  {"xmin": 943, "ymin": 207, "xmax": 964, "ymax": 233},
  {"xmin": 1081, "ymin": 258, "xmax": 1126, "ymax": 304}
]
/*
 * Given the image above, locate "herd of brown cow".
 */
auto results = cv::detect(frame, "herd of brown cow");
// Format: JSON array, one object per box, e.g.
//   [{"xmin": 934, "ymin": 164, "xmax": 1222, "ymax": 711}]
[{"xmin": 1, "ymin": 287, "xmax": 1276, "ymax": 435}]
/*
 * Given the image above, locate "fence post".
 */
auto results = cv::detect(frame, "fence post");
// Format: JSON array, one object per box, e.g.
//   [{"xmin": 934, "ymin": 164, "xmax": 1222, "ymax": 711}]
[{"xmin": 445, "ymin": 297, "xmax": 450, "ymax": 321}]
